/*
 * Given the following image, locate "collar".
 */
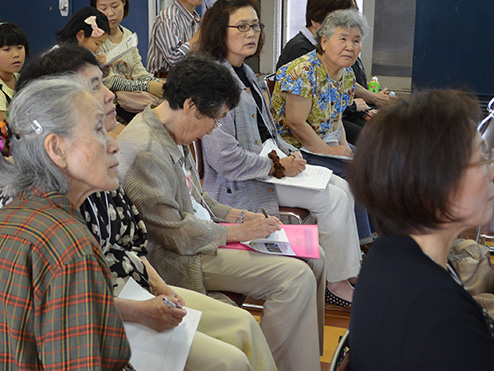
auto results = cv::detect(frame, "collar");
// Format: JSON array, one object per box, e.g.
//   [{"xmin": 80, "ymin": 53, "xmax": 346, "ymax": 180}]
[
  {"xmin": 19, "ymin": 187, "xmax": 81, "ymax": 220},
  {"xmin": 174, "ymin": 0, "xmax": 200, "ymax": 23},
  {"xmin": 300, "ymin": 26, "xmax": 317, "ymax": 46},
  {"xmin": 142, "ymin": 105, "xmax": 185, "ymax": 166}
]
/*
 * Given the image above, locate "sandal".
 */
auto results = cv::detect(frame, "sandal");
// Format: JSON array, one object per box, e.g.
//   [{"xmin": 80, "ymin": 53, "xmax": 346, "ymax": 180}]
[{"xmin": 325, "ymin": 288, "xmax": 352, "ymax": 307}]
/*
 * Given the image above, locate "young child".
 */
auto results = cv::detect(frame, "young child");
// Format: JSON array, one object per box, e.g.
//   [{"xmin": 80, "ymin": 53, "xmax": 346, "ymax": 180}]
[
  {"xmin": 0, "ymin": 21, "xmax": 29, "ymax": 121},
  {"xmin": 55, "ymin": 7, "xmax": 110, "ymax": 64}
]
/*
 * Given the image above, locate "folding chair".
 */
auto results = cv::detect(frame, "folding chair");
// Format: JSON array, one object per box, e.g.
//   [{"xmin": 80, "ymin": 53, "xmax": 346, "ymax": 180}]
[{"xmin": 329, "ymin": 329, "xmax": 351, "ymax": 371}]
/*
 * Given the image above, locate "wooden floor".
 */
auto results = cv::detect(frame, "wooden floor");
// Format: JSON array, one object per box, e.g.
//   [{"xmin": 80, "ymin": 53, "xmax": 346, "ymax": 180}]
[{"xmin": 243, "ymin": 298, "xmax": 351, "ymax": 370}]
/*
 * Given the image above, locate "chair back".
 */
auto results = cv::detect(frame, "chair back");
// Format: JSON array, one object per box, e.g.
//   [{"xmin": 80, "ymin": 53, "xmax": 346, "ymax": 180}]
[
  {"xmin": 329, "ymin": 330, "xmax": 351, "ymax": 371},
  {"xmin": 263, "ymin": 72, "xmax": 276, "ymax": 101}
]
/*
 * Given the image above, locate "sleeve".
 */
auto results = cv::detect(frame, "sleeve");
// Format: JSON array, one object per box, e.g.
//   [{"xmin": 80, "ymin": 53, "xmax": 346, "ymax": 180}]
[
  {"xmin": 151, "ymin": 17, "xmax": 190, "ymax": 69},
  {"xmin": 404, "ymin": 290, "xmax": 494, "ymax": 370},
  {"xmin": 123, "ymin": 150, "xmax": 227, "ymax": 255},
  {"xmin": 35, "ymin": 254, "xmax": 130, "ymax": 370},
  {"xmin": 0, "ymin": 91, "xmax": 7, "ymax": 112},
  {"xmin": 201, "ymin": 109, "xmax": 273, "ymax": 182},
  {"xmin": 276, "ymin": 62, "xmax": 315, "ymax": 101}
]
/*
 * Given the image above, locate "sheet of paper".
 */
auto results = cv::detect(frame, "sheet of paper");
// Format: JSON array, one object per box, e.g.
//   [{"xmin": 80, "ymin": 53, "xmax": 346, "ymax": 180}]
[
  {"xmin": 300, "ymin": 146, "xmax": 353, "ymax": 161},
  {"xmin": 104, "ymin": 32, "xmax": 138, "ymax": 66},
  {"xmin": 259, "ymin": 140, "xmax": 332, "ymax": 191},
  {"xmin": 118, "ymin": 278, "xmax": 202, "ymax": 371},
  {"xmin": 241, "ymin": 228, "xmax": 296, "ymax": 256}
]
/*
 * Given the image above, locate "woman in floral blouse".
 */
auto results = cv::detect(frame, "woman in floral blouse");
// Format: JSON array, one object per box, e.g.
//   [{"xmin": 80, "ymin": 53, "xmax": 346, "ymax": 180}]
[{"xmin": 271, "ymin": 9, "xmax": 367, "ymax": 178}]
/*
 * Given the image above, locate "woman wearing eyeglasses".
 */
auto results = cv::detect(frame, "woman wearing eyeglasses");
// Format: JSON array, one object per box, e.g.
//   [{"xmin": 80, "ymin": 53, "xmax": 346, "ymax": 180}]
[
  {"xmin": 347, "ymin": 90, "xmax": 494, "ymax": 370},
  {"xmin": 199, "ymin": 0, "xmax": 363, "ymax": 315}
]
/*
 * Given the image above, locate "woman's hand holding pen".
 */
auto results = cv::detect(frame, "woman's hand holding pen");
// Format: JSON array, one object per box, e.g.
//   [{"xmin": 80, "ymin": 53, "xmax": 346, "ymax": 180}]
[
  {"xmin": 280, "ymin": 155, "xmax": 306, "ymax": 177},
  {"xmin": 128, "ymin": 295, "xmax": 187, "ymax": 332},
  {"xmin": 226, "ymin": 215, "xmax": 281, "ymax": 242}
]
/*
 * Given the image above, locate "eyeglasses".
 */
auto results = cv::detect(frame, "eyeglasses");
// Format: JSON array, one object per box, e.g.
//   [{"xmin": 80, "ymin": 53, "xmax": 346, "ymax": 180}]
[
  {"xmin": 226, "ymin": 23, "xmax": 265, "ymax": 33},
  {"xmin": 207, "ymin": 115, "xmax": 222, "ymax": 129},
  {"xmin": 468, "ymin": 139, "xmax": 494, "ymax": 167},
  {"xmin": 477, "ymin": 97, "xmax": 494, "ymax": 134}
]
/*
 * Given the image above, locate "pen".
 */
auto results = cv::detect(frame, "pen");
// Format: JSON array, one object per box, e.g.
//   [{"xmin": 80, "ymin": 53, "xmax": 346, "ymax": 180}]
[
  {"xmin": 363, "ymin": 109, "xmax": 373, "ymax": 119},
  {"xmin": 288, "ymin": 149, "xmax": 297, "ymax": 158},
  {"xmin": 163, "ymin": 296, "xmax": 182, "ymax": 309},
  {"xmin": 261, "ymin": 208, "xmax": 268, "ymax": 218}
]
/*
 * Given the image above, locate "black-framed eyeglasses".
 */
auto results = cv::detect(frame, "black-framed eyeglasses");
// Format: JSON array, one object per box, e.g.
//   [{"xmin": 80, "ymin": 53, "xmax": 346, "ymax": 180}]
[{"xmin": 226, "ymin": 23, "xmax": 265, "ymax": 33}]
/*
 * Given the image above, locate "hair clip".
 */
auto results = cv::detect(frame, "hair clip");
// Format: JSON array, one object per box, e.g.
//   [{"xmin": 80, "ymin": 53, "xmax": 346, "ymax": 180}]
[
  {"xmin": 84, "ymin": 16, "xmax": 105, "ymax": 38},
  {"xmin": 0, "ymin": 120, "xmax": 13, "ymax": 157},
  {"xmin": 26, "ymin": 113, "xmax": 44, "ymax": 135}
]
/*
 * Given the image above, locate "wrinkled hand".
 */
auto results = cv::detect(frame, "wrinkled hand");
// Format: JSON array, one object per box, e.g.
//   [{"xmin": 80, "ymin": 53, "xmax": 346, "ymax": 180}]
[
  {"xmin": 138, "ymin": 295, "xmax": 187, "ymax": 332},
  {"xmin": 240, "ymin": 216, "xmax": 282, "ymax": 241},
  {"xmin": 354, "ymin": 98, "xmax": 370, "ymax": 112},
  {"xmin": 153, "ymin": 284, "xmax": 186, "ymax": 308},
  {"xmin": 371, "ymin": 88, "xmax": 396, "ymax": 107},
  {"xmin": 279, "ymin": 156, "xmax": 306, "ymax": 177},
  {"xmin": 324, "ymin": 145, "xmax": 353, "ymax": 158}
]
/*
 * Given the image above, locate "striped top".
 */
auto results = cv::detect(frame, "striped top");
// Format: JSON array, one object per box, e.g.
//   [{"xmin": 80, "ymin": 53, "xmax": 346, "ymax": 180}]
[
  {"xmin": 0, "ymin": 188, "xmax": 131, "ymax": 370},
  {"xmin": 146, "ymin": 0, "xmax": 200, "ymax": 75}
]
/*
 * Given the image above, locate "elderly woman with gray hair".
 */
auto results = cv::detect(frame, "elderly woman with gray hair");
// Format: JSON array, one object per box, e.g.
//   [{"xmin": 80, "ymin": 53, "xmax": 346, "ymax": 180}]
[
  {"xmin": 271, "ymin": 8, "xmax": 374, "ymax": 244},
  {"xmin": 0, "ymin": 76, "xmax": 130, "ymax": 369}
]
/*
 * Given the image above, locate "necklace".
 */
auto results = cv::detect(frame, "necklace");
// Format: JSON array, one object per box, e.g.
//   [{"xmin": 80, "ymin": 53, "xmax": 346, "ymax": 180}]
[{"xmin": 109, "ymin": 27, "xmax": 123, "ymax": 44}]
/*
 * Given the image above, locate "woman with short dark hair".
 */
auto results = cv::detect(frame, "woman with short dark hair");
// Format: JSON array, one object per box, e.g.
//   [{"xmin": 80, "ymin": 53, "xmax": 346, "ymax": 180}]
[{"xmin": 347, "ymin": 89, "xmax": 494, "ymax": 370}]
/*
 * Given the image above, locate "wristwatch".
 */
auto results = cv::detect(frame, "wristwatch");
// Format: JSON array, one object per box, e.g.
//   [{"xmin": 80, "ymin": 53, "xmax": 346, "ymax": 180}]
[{"xmin": 236, "ymin": 209, "xmax": 248, "ymax": 224}]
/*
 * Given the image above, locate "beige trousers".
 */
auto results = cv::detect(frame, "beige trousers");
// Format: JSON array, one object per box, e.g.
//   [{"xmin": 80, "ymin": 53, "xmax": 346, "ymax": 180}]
[
  {"xmin": 173, "ymin": 286, "xmax": 277, "ymax": 371},
  {"xmin": 202, "ymin": 248, "xmax": 326, "ymax": 371}
]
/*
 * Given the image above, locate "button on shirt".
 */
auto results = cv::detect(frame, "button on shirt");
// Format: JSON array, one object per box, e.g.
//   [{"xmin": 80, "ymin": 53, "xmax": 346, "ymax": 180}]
[
  {"xmin": 147, "ymin": 0, "xmax": 200, "ymax": 75},
  {"xmin": 0, "ymin": 188, "xmax": 131, "ymax": 370}
]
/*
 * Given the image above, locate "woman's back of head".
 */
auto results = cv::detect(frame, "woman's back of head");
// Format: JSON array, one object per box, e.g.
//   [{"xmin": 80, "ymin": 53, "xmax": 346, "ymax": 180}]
[
  {"xmin": 348, "ymin": 89, "xmax": 480, "ymax": 235},
  {"xmin": 16, "ymin": 44, "xmax": 99, "ymax": 93},
  {"xmin": 164, "ymin": 54, "xmax": 240, "ymax": 118}
]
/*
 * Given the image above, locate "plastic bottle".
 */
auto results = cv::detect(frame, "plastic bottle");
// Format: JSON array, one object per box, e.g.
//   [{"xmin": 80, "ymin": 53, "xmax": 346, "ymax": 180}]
[{"xmin": 367, "ymin": 76, "xmax": 380, "ymax": 93}]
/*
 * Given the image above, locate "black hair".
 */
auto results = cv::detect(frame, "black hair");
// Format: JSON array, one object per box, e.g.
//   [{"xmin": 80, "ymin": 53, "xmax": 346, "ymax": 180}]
[
  {"xmin": 16, "ymin": 44, "xmax": 99, "ymax": 93},
  {"xmin": 55, "ymin": 7, "xmax": 110, "ymax": 44},
  {"xmin": 90, "ymin": 0, "xmax": 130, "ymax": 19},
  {"xmin": 0, "ymin": 21, "xmax": 30, "ymax": 57},
  {"xmin": 164, "ymin": 54, "xmax": 241, "ymax": 118}
]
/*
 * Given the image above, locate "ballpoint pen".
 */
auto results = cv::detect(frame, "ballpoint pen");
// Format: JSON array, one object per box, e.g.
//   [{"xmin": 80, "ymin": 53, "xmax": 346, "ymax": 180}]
[
  {"xmin": 261, "ymin": 208, "xmax": 268, "ymax": 218},
  {"xmin": 163, "ymin": 296, "xmax": 182, "ymax": 309}
]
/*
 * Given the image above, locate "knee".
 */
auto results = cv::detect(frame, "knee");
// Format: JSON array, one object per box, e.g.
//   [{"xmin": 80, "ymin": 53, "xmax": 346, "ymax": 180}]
[
  {"xmin": 283, "ymin": 259, "xmax": 317, "ymax": 295},
  {"xmin": 214, "ymin": 346, "xmax": 251, "ymax": 371}
]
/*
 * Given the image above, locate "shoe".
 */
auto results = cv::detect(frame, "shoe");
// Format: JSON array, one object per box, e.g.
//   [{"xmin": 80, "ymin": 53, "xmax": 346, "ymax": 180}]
[{"xmin": 325, "ymin": 288, "xmax": 352, "ymax": 307}]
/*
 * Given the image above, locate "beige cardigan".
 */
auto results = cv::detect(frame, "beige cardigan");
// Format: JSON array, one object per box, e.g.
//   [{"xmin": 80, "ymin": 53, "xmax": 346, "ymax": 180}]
[{"xmin": 117, "ymin": 106, "xmax": 232, "ymax": 295}]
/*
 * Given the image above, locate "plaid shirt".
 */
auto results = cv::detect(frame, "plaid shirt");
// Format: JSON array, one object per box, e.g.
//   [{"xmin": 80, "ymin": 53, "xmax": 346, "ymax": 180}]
[
  {"xmin": 0, "ymin": 188, "xmax": 131, "ymax": 370},
  {"xmin": 146, "ymin": 0, "xmax": 200, "ymax": 75}
]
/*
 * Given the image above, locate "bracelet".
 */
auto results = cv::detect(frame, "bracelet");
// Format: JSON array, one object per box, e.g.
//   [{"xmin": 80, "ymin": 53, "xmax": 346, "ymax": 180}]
[
  {"xmin": 268, "ymin": 150, "xmax": 285, "ymax": 179},
  {"xmin": 236, "ymin": 209, "xmax": 248, "ymax": 224}
]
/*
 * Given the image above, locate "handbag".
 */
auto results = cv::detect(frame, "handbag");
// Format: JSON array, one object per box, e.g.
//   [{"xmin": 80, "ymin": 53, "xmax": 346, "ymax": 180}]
[
  {"xmin": 449, "ymin": 239, "xmax": 494, "ymax": 295},
  {"xmin": 111, "ymin": 60, "xmax": 163, "ymax": 113},
  {"xmin": 115, "ymin": 90, "xmax": 162, "ymax": 113}
]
